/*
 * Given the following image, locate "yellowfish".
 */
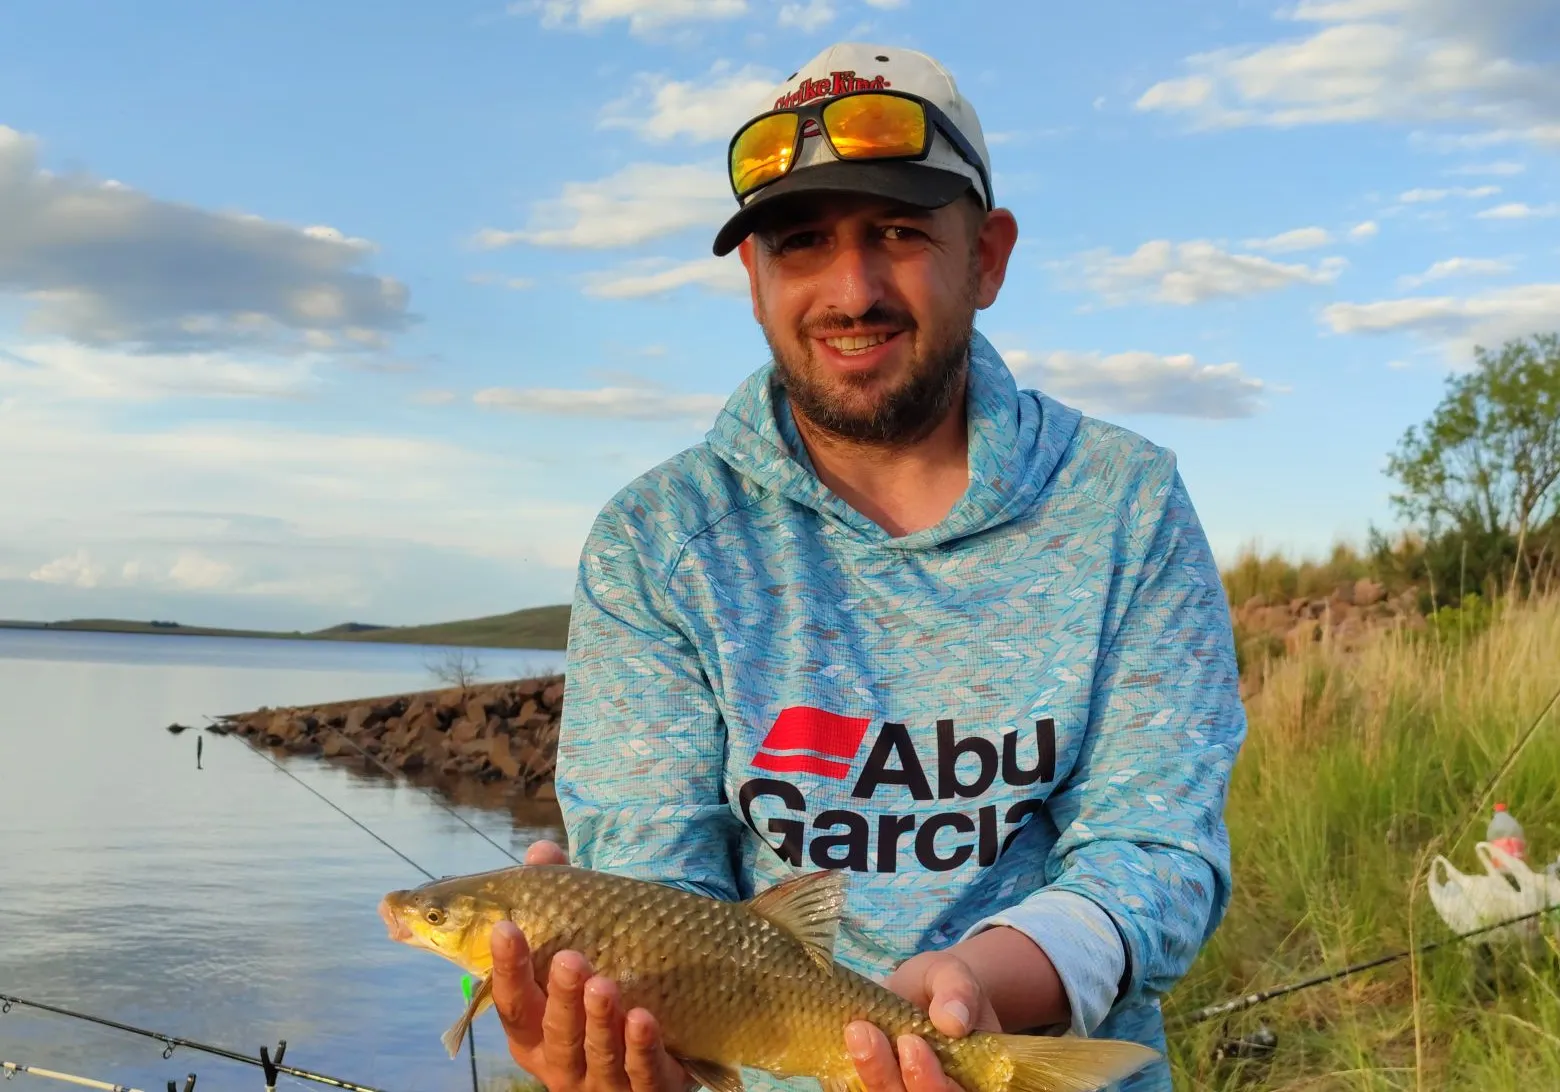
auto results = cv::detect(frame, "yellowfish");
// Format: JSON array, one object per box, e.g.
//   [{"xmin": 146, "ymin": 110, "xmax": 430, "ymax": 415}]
[{"xmin": 379, "ymin": 864, "xmax": 1158, "ymax": 1092}]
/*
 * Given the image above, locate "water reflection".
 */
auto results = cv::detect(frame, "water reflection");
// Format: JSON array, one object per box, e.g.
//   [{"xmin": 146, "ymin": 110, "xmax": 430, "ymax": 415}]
[{"xmin": 0, "ymin": 629, "xmax": 567, "ymax": 1091}]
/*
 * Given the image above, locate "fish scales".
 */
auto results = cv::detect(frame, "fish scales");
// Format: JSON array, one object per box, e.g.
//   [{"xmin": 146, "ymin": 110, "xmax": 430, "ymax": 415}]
[{"xmin": 379, "ymin": 864, "xmax": 1159, "ymax": 1092}]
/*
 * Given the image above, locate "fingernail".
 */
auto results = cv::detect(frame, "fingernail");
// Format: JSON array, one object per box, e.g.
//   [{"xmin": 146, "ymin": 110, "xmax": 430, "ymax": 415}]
[
  {"xmin": 553, "ymin": 958, "xmax": 581, "ymax": 986},
  {"xmin": 940, "ymin": 1000, "xmax": 970, "ymax": 1033},
  {"xmin": 897, "ymin": 1035, "xmax": 920, "ymax": 1071},
  {"xmin": 845, "ymin": 1023, "xmax": 872, "ymax": 1060}
]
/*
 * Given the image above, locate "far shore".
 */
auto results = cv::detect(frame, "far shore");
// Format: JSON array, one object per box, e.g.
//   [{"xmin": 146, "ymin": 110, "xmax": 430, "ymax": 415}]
[{"xmin": 0, "ymin": 604, "xmax": 571, "ymax": 651}]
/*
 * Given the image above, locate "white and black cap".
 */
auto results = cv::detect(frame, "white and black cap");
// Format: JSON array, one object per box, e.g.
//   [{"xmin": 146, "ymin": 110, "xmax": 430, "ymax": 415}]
[{"xmin": 712, "ymin": 43, "xmax": 994, "ymax": 257}]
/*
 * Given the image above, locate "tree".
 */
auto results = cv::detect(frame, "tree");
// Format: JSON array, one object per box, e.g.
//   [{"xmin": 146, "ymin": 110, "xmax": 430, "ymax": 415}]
[
  {"xmin": 427, "ymin": 646, "xmax": 484, "ymax": 693},
  {"xmin": 1385, "ymin": 332, "xmax": 1560, "ymax": 598}
]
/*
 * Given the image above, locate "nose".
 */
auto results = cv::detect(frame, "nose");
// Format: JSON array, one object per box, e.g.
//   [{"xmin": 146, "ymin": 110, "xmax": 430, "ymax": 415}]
[{"xmin": 815, "ymin": 237, "xmax": 888, "ymax": 319}]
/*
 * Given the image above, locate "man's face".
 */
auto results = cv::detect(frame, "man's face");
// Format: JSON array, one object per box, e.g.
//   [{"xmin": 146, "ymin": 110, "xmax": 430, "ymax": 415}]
[{"xmin": 738, "ymin": 191, "xmax": 1017, "ymax": 447}]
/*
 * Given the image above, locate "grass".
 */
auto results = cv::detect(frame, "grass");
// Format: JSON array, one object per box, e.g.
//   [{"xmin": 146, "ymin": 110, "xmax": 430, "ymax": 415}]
[
  {"xmin": 0, "ymin": 604, "xmax": 571, "ymax": 650},
  {"xmin": 1164, "ymin": 591, "xmax": 1560, "ymax": 1090}
]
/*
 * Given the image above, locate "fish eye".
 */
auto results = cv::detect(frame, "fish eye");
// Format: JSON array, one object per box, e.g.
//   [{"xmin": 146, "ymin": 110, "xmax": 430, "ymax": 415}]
[{"xmin": 425, "ymin": 908, "xmax": 445, "ymax": 925}]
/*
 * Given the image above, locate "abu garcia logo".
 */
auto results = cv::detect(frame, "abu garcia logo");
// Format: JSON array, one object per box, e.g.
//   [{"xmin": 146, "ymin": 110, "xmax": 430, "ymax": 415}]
[{"xmin": 737, "ymin": 706, "xmax": 1057, "ymax": 874}]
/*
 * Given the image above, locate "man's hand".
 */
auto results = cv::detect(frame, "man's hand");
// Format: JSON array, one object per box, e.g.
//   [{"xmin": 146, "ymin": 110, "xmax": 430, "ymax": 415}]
[
  {"xmin": 846, "ymin": 928, "xmax": 1068, "ymax": 1092},
  {"xmin": 844, "ymin": 951, "xmax": 1000, "ymax": 1092},
  {"xmin": 489, "ymin": 840, "xmax": 691, "ymax": 1092}
]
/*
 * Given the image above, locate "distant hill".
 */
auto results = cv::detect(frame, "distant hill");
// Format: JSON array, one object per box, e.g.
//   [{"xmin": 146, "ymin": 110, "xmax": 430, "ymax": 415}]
[{"xmin": 0, "ymin": 603, "xmax": 572, "ymax": 650}]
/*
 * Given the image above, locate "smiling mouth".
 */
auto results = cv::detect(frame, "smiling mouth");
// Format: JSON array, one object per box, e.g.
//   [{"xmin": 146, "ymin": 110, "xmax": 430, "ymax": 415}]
[{"xmin": 820, "ymin": 331, "xmax": 900, "ymax": 356}]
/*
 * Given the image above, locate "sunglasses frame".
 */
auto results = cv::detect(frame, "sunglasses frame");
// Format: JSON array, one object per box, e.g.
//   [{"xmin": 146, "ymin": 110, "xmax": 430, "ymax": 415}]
[{"xmin": 726, "ymin": 88, "xmax": 995, "ymax": 211}]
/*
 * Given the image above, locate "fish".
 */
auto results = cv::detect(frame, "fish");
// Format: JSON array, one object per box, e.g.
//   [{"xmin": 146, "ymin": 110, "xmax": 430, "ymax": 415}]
[{"xmin": 379, "ymin": 863, "xmax": 1158, "ymax": 1092}]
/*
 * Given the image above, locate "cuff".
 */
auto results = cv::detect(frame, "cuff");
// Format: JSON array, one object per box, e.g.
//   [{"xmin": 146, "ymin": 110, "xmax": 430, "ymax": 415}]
[{"xmin": 957, "ymin": 890, "xmax": 1127, "ymax": 1037}]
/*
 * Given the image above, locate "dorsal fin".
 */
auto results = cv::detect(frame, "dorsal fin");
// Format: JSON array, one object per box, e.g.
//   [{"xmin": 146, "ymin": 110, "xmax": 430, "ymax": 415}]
[{"xmin": 744, "ymin": 869, "xmax": 848, "ymax": 970}]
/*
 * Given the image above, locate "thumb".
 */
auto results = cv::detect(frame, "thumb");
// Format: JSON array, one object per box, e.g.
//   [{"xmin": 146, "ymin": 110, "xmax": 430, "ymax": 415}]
[{"xmin": 921, "ymin": 959, "xmax": 983, "ymax": 1038}]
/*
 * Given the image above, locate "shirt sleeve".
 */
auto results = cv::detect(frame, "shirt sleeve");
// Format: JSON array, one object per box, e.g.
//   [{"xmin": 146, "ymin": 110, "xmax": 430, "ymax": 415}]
[
  {"xmin": 960, "ymin": 463, "xmax": 1245, "ymax": 1027},
  {"xmin": 553, "ymin": 502, "xmax": 747, "ymax": 903}
]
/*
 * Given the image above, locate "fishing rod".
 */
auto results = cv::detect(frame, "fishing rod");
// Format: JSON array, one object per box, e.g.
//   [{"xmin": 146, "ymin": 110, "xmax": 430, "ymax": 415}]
[
  {"xmin": 1172, "ymin": 674, "xmax": 1560, "ymax": 1031},
  {"xmin": 1167, "ymin": 901, "xmax": 1560, "ymax": 1027},
  {"xmin": 0, "ymin": 995, "xmax": 386, "ymax": 1092},
  {"xmin": 2, "ymin": 1058, "xmax": 182, "ymax": 1092}
]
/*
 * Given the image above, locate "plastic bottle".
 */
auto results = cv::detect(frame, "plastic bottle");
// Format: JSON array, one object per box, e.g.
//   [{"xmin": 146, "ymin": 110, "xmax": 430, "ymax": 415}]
[{"xmin": 1487, "ymin": 802, "xmax": 1527, "ymax": 861}]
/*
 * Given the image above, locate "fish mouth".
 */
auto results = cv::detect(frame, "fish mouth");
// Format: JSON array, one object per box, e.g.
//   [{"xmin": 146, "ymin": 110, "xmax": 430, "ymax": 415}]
[{"xmin": 379, "ymin": 897, "xmax": 413, "ymax": 942}]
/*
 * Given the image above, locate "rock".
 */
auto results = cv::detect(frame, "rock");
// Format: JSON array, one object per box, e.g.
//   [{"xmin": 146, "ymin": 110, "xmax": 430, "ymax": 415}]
[
  {"xmin": 1285, "ymin": 620, "xmax": 1322, "ymax": 655},
  {"xmin": 451, "ymin": 717, "xmax": 481, "ymax": 745},
  {"xmin": 464, "ymin": 697, "xmax": 487, "ymax": 726},
  {"xmin": 489, "ymin": 737, "xmax": 521, "ymax": 780},
  {"xmin": 1354, "ymin": 578, "xmax": 1385, "ymax": 607},
  {"xmin": 1242, "ymin": 594, "xmax": 1267, "ymax": 612},
  {"xmin": 532, "ymin": 781, "xmax": 557, "ymax": 802},
  {"xmin": 542, "ymin": 680, "xmax": 565, "ymax": 708}
]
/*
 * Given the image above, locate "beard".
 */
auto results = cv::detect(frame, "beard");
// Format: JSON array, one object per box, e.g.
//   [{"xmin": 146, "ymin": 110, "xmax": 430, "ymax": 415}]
[{"xmin": 761, "ymin": 265, "xmax": 980, "ymax": 448}]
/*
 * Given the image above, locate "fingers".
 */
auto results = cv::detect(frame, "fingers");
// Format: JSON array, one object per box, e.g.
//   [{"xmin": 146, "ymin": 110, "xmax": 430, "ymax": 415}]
[
  {"xmin": 542, "ymin": 950, "xmax": 592, "ymax": 1084},
  {"xmin": 490, "ymin": 920, "xmax": 548, "ymax": 1057},
  {"xmin": 846, "ymin": 1021, "xmax": 907, "ymax": 1092},
  {"xmin": 583, "ymin": 977, "xmax": 628, "ymax": 1083},
  {"xmin": 919, "ymin": 960, "xmax": 982, "ymax": 1038},
  {"xmin": 526, "ymin": 838, "xmax": 569, "ymax": 865},
  {"xmin": 624, "ymin": 1008, "xmax": 689, "ymax": 1092},
  {"xmin": 896, "ymin": 1034, "xmax": 959, "ymax": 1092}
]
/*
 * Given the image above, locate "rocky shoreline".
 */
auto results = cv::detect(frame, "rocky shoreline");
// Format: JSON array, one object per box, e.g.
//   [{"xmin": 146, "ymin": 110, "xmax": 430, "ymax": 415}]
[{"xmin": 212, "ymin": 674, "xmax": 565, "ymax": 802}]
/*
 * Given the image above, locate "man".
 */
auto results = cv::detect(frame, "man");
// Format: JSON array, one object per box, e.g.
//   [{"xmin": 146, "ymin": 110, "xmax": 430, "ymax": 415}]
[{"xmin": 487, "ymin": 42, "xmax": 1245, "ymax": 1092}]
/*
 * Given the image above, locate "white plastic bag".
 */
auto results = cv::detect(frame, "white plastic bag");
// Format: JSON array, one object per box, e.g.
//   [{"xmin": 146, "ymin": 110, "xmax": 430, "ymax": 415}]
[{"xmin": 1426, "ymin": 841, "xmax": 1556, "ymax": 946}]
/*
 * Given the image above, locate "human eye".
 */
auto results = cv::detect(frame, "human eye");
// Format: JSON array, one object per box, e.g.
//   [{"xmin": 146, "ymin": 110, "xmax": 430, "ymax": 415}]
[{"xmin": 771, "ymin": 229, "xmax": 824, "ymax": 254}]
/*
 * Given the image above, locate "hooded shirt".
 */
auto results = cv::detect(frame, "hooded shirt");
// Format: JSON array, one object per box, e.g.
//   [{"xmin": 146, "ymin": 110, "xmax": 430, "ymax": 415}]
[{"xmin": 555, "ymin": 331, "xmax": 1246, "ymax": 1092}]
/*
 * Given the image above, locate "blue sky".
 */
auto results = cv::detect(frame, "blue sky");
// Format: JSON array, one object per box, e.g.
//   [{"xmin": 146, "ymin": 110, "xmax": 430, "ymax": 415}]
[{"xmin": 2, "ymin": 0, "xmax": 1557, "ymax": 631}]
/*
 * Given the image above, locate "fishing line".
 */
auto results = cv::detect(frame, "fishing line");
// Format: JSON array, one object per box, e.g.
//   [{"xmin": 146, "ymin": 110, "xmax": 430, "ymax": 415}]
[
  {"xmin": 0, "ymin": 995, "xmax": 386, "ymax": 1092},
  {"xmin": 321, "ymin": 728, "xmax": 524, "ymax": 868},
  {"xmin": 236, "ymin": 739, "xmax": 437, "ymax": 882}
]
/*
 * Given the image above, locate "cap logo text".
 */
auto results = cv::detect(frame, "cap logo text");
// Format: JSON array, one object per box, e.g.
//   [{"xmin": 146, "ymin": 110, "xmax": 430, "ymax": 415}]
[{"xmin": 774, "ymin": 71, "xmax": 891, "ymax": 110}]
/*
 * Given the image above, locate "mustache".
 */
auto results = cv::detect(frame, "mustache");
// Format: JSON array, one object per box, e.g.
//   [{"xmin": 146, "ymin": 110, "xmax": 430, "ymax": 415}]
[{"xmin": 800, "ymin": 304, "xmax": 915, "ymax": 337}]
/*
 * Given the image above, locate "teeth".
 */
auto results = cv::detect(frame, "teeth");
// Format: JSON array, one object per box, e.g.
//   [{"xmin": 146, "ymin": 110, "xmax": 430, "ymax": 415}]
[{"xmin": 824, "ymin": 333, "xmax": 891, "ymax": 354}]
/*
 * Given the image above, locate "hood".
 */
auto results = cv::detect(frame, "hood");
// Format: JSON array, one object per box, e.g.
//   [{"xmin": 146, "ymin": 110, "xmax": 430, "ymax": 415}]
[{"xmin": 705, "ymin": 330, "xmax": 1081, "ymax": 550}]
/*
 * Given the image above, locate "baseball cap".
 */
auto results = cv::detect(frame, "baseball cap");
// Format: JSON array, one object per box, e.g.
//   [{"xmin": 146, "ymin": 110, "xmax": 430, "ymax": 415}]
[{"xmin": 711, "ymin": 43, "xmax": 994, "ymax": 257}]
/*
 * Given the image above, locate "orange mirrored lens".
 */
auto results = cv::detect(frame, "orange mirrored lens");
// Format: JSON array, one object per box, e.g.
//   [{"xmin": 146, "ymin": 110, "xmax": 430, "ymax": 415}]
[
  {"xmin": 731, "ymin": 114, "xmax": 799, "ymax": 196},
  {"xmin": 821, "ymin": 94, "xmax": 926, "ymax": 159}
]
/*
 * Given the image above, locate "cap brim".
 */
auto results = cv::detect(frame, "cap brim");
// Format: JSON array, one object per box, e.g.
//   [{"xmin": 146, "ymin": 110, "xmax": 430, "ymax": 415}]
[{"xmin": 711, "ymin": 161, "xmax": 974, "ymax": 257}]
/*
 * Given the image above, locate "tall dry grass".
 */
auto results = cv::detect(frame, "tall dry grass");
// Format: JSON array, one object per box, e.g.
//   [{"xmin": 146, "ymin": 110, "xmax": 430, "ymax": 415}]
[{"xmin": 1166, "ymin": 593, "xmax": 1560, "ymax": 1090}]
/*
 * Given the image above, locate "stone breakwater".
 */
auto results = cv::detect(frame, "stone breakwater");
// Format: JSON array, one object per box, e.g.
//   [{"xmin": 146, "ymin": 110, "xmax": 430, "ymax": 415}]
[{"xmin": 214, "ymin": 675, "xmax": 565, "ymax": 800}]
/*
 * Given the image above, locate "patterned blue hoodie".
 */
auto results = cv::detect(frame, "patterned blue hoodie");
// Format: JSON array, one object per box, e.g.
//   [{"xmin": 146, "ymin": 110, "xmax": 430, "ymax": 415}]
[{"xmin": 555, "ymin": 331, "xmax": 1246, "ymax": 1092}]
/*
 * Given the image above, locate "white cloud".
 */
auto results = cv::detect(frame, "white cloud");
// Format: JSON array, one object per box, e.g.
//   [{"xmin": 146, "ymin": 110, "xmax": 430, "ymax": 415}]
[
  {"xmin": 1061, "ymin": 239, "xmax": 1347, "ymax": 306},
  {"xmin": 600, "ymin": 62, "xmax": 776, "ymax": 143},
  {"xmin": 474, "ymin": 384, "xmax": 725, "ymax": 424},
  {"xmin": 1475, "ymin": 201, "xmax": 1558, "ymax": 220},
  {"xmin": 1348, "ymin": 220, "xmax": 1380, "ymax": 239},
  {"xmin": 0, "ymin": 125, "xmax": 410, "ymax": 355},
  {"xmin": 1004, "ymin": 348, "xmax": 1269, "ymax": 419},
  {"xmin": 472, "ymin": 162, "xmax": 730, "ymax": 249},
  {"xmin": 30, "ymin": 549, "xmax": 105, "ymax": 589},
  {"xmin": 778, "ymin": 0, "xmax": 835, "ymax": 31},
  {"xmin": 513, "ymin": 0, "xmax": 747, "ymax": 35},
  {"xmin": 1243, "ymin": 226, "xmax": 1333, "ymax": 252},
  {"xmin": 863, "ymin": 0, "xmax": 906, "ymax": 7},
  {"xmin": 1445, "ymin": 160, "xmax": 1526, "ymax": 176},
  {"xmin": 0, "ymin": 341, "xmax": 323, "ymax": 402},
  {"xmin": 1397, "ymin": 256, "xmax": 1514, "ymax": 289},
  {"xmin": 1398, "ymin": 185, "xmax": 1501, "ymax": 203},
  {"xmin": 413, "ymin": 389, "xmax": 458, "ymax": 405},
  {"xmin": 1136, "ymin": 2, "xmax": 1560, "ymax": 149},
  {"xmin": 1321, "ymin": 282, "xmax": 1560, "ymax": 361},
  {"xmin": 582, "ymin": 255, "xmax": 748, "ymax": 298}
]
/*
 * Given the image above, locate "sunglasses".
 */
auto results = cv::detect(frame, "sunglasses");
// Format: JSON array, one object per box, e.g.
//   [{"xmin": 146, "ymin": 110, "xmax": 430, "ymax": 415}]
[{"xmin": 727, "ymin": 89, "xmax": 995, "ymax": 210}]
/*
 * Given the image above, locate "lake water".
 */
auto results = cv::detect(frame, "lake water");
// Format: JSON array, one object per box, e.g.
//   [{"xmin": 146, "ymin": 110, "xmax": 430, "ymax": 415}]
[{"xmin": 0, "ymin": 628, "xmax": 569, "ymax": 1092}]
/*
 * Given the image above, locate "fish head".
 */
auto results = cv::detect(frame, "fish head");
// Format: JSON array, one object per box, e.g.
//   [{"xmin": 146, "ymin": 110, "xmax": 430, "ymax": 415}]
[{"xmin": 379, "ymin": 885, "xmax": 509, "ymax": 972}]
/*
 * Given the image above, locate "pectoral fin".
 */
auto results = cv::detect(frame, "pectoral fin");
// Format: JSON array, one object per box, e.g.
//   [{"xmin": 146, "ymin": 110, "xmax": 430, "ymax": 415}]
[
  {"xmin": 677, "ymin": 1057, "xmax": 745, "ymax": 1092},
  {"xmin": 440, "ymin": 972, "xmax": 493, "ymax": 1058}
]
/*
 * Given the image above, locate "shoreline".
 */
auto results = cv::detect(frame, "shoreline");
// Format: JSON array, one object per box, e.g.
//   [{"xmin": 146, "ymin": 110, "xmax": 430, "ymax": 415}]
[{"xmin": 210, "ymin": 675, "xmax": 568, "ymax": 814}]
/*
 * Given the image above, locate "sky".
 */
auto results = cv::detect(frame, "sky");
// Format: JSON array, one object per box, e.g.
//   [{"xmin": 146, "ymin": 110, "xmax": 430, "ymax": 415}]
[{"xmin": 1, "ymin": 0, "xmax": 1557, "ymax": 631}]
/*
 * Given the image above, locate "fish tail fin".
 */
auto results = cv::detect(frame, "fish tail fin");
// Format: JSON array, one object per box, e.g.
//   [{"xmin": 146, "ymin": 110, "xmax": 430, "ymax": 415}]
[
  {"xmin": 441, "ymin": 973, "xmax": 494, "ymax": 1058},
  {"xmin": 992, "ymin": 1031, "xmax": 1159, "ymax": 1092}
]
